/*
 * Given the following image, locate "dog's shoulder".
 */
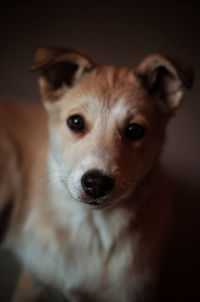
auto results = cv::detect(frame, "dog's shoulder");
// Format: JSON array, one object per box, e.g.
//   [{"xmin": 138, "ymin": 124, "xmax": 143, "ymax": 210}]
[{"xmin": 0, "ymin": 100, "xmax": 48, "ymax": 244}]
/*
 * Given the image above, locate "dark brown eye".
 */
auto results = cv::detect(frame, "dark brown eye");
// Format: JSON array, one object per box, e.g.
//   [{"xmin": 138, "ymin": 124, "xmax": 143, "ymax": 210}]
[
  {"xmin": 125, "ymin": 123, "xmax": 145, "ymax": 141},
  {"xmin": 67, "ymin": 115, "xmax": 85, "ymax": 132}
]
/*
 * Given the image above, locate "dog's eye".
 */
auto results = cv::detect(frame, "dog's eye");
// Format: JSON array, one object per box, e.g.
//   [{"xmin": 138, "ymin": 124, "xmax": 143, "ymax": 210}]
[
  {"xmin": 125, "ymin": 123, "xmax": 145, "ymax": 141},
  {"xmin": 67, "ymin": 115, "xmax": 85, "ymax": 132}
]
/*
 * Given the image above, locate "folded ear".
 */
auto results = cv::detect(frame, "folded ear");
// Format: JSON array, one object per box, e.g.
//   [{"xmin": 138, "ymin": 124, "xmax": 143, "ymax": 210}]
[
  {"xmin": 135, "ymin": 54, "xmax": 194, "ymax": 111},
  {"xmin": 31, "ymin": 47, "xmax": 95, "ymax": 102}
]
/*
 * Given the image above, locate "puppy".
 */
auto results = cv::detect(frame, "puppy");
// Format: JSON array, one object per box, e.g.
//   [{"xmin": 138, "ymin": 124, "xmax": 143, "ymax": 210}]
[{"xmin": 0, "ymin": 48, "xmax": 193, "ymax": 301}]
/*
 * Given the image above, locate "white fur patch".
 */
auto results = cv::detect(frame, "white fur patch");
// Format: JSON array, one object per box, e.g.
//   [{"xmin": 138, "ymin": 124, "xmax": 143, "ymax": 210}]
[{"xmin": 15, "ymin": 198, "xmax": 139, "ymax": 301}]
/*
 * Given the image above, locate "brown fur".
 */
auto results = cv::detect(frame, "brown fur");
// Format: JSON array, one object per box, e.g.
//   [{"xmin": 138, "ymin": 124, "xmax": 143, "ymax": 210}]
[{"xmin": 0, "ymin": 48, "xmax": 193, "ymax": 302}]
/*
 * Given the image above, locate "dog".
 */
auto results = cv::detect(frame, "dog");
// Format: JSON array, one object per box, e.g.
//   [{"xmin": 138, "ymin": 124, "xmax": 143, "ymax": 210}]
[{"xmin": 0, "ymin": 47, "xmax": 193, "ymax": 301}]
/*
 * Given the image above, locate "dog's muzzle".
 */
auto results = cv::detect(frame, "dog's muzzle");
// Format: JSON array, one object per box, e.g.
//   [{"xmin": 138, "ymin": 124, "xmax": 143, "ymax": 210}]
[{"xmin": 81, "ymin": 170, "xmax": 114, "ymax": 199}]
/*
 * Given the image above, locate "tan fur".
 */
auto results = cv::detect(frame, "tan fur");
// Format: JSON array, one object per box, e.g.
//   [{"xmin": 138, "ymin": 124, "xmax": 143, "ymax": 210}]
[{"xmin": 0, "ymin": 49, "xmax": 193, "ymax": 302}]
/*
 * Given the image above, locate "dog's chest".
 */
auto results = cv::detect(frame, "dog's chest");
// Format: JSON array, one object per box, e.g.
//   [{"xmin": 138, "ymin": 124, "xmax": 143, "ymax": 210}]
[{"xmin": 16, "ymin": 208, "xmax": 136, "ymax": 300}]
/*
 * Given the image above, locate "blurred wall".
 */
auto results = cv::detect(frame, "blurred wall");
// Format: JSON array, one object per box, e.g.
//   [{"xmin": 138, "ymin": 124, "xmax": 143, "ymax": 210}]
[{"xmin": 0, "ymin": 1, "xmax": 200, "ymax": 301}]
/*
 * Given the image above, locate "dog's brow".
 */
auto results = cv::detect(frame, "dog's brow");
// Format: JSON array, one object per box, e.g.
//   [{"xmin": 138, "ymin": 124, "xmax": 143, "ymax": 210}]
[
  {"xmin": 75, "ymin": 95, "xmax": 136, "ymax": 122},
  {"xmin": 78, "ymin": 95, "xmax": 112, "ymax": 114},
  {"xmin": 78, "ymin": 95, "xmax": 100, "ymax": 113},
  {"xmin": 112, "ymin": 98, "xmax": 136, "ymax": 119}
]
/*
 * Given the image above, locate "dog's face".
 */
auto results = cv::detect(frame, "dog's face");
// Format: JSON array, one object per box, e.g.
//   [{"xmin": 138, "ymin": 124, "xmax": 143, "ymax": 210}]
[{"xmin": 32, "ymin": 48, "xmax": 193, "ymax": 209}]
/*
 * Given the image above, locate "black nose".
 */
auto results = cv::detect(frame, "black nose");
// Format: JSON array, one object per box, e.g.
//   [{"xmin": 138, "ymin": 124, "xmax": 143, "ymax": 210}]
[{"xmin": 81, "ymin": 170, "xmax": 114, "ymax": 199}]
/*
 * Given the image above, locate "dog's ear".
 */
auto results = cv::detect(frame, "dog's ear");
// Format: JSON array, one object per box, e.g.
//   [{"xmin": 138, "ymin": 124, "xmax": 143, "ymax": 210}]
[
  {"xmin": 135, "ymin": 54, "xmax": 194, "ymax": 111},
  {"xmin": 31, "ymin": 47, "xmax": 95, "ymax": 102}
]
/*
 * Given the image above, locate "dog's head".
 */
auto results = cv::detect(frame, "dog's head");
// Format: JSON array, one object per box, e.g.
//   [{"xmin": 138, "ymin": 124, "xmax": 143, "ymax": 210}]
[{"xmin": 32, "ymin": 47, "xmax": 193, "ymax": 209}]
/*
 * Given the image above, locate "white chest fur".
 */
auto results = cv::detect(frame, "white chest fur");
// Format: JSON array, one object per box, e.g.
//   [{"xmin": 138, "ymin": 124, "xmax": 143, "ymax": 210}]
[{"xmin": 14, "ymin": 200, "xmax": 143, "ymax": 302}]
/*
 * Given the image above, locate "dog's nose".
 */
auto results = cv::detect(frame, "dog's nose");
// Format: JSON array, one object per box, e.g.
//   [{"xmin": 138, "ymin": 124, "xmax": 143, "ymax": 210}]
[{"xmin": 81, "ymin": 170, "xmax": 114, "ymax": 199}]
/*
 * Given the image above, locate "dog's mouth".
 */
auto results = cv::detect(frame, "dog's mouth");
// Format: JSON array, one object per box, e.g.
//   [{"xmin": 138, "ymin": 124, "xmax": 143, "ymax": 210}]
[
  {"xmin": 80, "ymin": 198, "xmax": 110, "ymax": 209},
  {"xmin": 78, "ymin": 192, "xmax": 117, "ymax": 209},
  {"xmin": 84, "ymin": 200, "xmax": 99, "ymax": 206}
]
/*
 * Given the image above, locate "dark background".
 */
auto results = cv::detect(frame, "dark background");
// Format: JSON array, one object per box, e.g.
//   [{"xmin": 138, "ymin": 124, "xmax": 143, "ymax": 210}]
[{"xmin": 0, "ymin": 1, "xmax": 200, "ymax": 301}]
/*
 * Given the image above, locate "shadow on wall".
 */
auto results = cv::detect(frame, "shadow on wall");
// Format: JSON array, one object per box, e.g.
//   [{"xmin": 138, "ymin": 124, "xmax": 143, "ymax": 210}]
[
  {"xmin": 158, "ymin": 175, "xmax": 200, "ymax": 301},
  {"xmin": 0, "ymin": 175, "xmax": 199, "ymax": 301}
]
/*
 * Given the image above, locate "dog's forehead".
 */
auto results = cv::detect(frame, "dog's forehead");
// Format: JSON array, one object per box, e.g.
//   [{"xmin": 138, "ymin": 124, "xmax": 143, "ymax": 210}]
[
  {"xmin": 55, "ymin": 65, "xmax": 157, "ymax": 128},
  {"xmin": 83, "ymin": 65, "xmax": 141, "ymax": 101},
  {"xmin": 63, "ymin": 65, "xmax": 148, "ymax": 114}
]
